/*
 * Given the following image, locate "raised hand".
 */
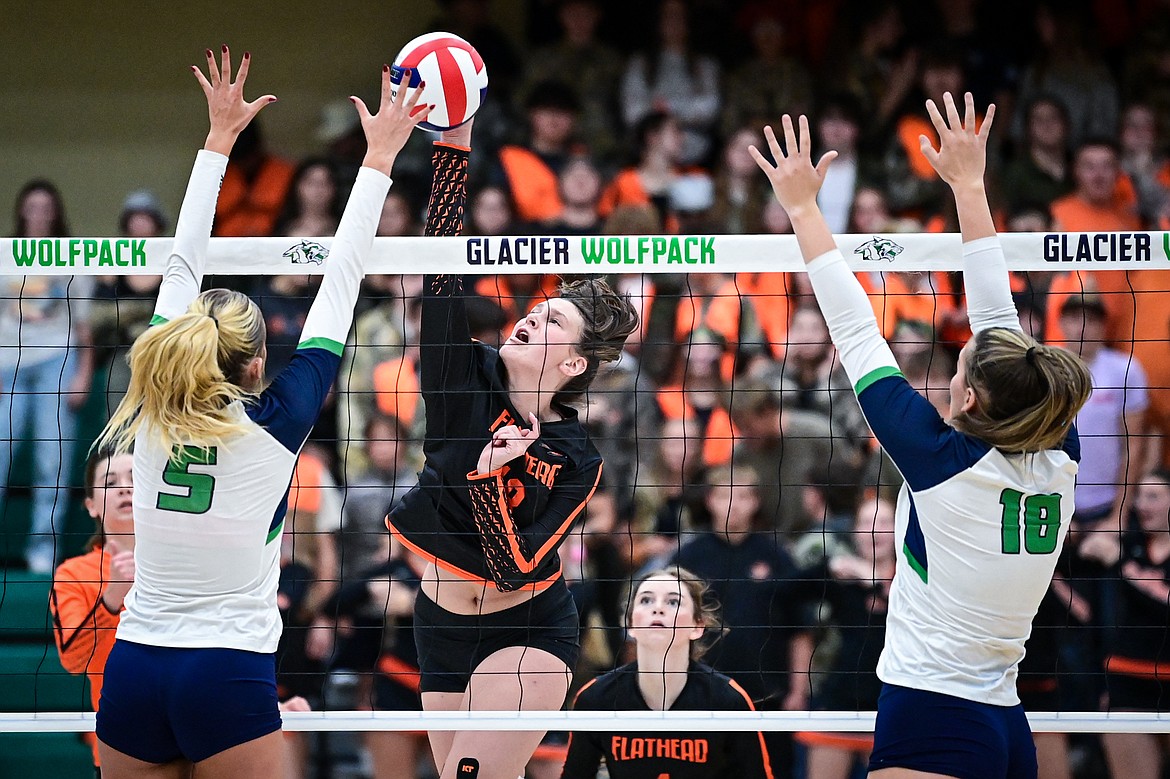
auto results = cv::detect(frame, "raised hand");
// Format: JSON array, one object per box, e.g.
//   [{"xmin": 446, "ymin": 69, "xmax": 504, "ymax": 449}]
[
  {"xmin": 441, "ymin": 116, "xmax": 474, "ymax": 149},
  {"xmin": 749, "ymin": 114, "xmax": 837, "ymax": 217},
  {"xmin": 191, "ymin": 45, "xmax": 277, "ymax": 156},
  {"xmin": 353, "ymin": 65, "xmax": 434, "ymax": 176},
  {"xmin": 101, "ymin": 538, "xmax": 136, "ymax": 612},
  {"xmin": 477, "ymin": 413, "xmax": 541, "ymax": 474},
  {"xmin": 920, "ymin": 91, "xmax": 996, "ymax": 190}
]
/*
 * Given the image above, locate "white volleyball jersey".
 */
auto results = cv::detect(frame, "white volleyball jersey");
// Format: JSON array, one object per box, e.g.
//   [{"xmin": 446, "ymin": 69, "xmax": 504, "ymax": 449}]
[
  {"xmin": 116, "ymin": 150, "xmax": 391, "ymax": 653},
  {"xmin": 805, "ymin": 237, "xmax": 1080, "ymax": 706}
]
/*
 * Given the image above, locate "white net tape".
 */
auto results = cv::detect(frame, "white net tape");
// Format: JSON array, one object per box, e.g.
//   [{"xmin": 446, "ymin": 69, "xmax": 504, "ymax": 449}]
[
  {"xmin": 3, "ymin": 230, "xmax": 1167, "ymax": 739},
  {"xmin": 3, "ymin": 711, "xmax": 1170, "ymax": 734},
  {"xmin": 1, "ymin": 230, "xmax": 1164, "ymax": 275}
]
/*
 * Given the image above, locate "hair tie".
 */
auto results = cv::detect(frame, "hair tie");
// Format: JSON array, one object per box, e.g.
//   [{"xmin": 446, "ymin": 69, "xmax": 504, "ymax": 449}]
[
  {"xmin": 207, "ymin": 314, "xmax": 219, "ymax": 329},
  {"xmin": 1025, "ymin": 345, "xmax": 1038, "ymax": 366}
]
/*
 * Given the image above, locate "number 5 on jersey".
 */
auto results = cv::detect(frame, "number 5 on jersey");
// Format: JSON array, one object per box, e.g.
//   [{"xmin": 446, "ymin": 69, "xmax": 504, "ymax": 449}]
[
  {"xmin": 157, "ymin": 446, "xmax": 218, "ymax": 514},
  {"xmin": 999, "ymin": 488, "xmax": 1061, "ymax": 555}
]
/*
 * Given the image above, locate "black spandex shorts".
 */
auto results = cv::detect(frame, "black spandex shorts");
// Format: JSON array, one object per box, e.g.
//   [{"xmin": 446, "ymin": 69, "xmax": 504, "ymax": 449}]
[
  {"xmin": 414, "ymin": 580, "xmax": 579, "ymax": 693},
  {"xmin": 1106, "ymin": 671, "xmax": 1169, "ymax": 711}
]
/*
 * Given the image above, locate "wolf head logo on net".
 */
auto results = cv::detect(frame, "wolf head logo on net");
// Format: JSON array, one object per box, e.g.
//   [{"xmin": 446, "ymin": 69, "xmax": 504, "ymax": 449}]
[
  {"xmin": 855, "ymin": 236, "xmax": 905, "ymax": 263},
  {"xmin": 283, "ymin": 240, "xmax": 329, "ymax": 265}
]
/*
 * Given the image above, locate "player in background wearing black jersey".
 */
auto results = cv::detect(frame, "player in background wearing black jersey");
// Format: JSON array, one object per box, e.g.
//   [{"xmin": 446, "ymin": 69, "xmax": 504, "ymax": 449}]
[
  {"xmin": 560, "ymin": 567, "xmax": 774, "ymax": 779},
  {"xmin": 385, "ymin": 115, "xmax": 639, "ymax": 779},
  {"xmin": 1080, "ymin": 468, "xmax": 1170, "ymax": 779}
]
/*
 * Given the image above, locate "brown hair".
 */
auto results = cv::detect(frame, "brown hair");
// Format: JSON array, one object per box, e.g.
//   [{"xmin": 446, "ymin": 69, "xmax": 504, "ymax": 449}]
[
  {"xmin": 554, "ymin": 277, "xmax": 639, "ymax": 407},
  {"xmin": 625, "ymin": 565, "xmax": 723, "ymax": 659},
  {"xmin": 83, "ymin": 446, "xmax": 123, "ymax": 551},
  {"xmin": 96, "ymin": 288, "xmax": 266, "ymax": 455},
  {"xmin": 951, "ymin": 327, "xmax": 1092, "ymax": 453}
]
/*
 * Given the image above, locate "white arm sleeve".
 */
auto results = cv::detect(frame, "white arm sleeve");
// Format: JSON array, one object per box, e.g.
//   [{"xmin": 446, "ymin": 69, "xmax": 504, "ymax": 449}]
[
  {"xmin": 152, "ymin": 150, "xmax": 228, "ymax": 323},
  {"xmin": 298, "ymin": 167, "xmax": 392, "ymax": 350},
  {"xmin": 806, "ymin": 250, "xmax": 901, "ymax": 389},
  {"xmin": 963, "ymin": 236, "xmax": 1022, "ymax": 333}
]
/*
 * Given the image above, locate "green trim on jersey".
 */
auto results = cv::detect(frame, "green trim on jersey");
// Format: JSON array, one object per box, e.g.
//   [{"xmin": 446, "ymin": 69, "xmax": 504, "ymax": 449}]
[
  {"xmin": 903, "ymin": 542, "xmax": 928, "ymax": 583},
  {"xmin": 297, "ymin": 336, "xmax": 344, "ymax": 357},
  {"xmin": 149, "ymin": 314, "xmax": 169, "ymax": 326},
  {"xmin": 266, "ymin": 519, "xmax": 285, "ymax": 545},
  {"xmin": 855, "ymin": 365, "xmax": 904, "ymax": 396}
]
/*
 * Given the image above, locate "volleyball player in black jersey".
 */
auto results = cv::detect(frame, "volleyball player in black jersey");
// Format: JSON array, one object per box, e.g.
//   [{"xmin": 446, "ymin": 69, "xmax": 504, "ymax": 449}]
[
  {"xmin": 384, "ymin": 117, "xmax": 639, "ymax": 779},
  {"xmin": 561, "ymin": 567, "xmax": 773, "ymax": 779}
]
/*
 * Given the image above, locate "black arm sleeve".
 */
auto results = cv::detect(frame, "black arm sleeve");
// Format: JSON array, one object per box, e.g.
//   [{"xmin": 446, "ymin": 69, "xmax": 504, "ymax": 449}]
[{"xmin": 420, "ymin": 143, "xmax": 474, "ymax": 397}]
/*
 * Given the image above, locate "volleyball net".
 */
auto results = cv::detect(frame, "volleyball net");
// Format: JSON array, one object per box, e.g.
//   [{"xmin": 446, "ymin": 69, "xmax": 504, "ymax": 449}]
[{"xmin": 2, "ymin": 230, "xmax": 1169, "ymax": 744}]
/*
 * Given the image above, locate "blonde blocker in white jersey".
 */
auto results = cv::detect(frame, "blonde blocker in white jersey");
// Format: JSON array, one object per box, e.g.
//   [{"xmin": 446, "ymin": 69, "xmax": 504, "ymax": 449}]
[
  {"xmin": 750, "ymin": 94, "xmax": 1092, "ymax": 777},
  {"xmin": 94, "ymin": 48, "xmax": 433, "ymax": 773}
]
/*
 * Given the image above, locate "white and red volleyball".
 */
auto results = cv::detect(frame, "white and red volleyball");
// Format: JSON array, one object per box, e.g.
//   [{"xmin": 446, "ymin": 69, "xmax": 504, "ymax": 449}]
[{"xmin": 390, "ymin": 32, "xmax": 488, "ymax": 132}]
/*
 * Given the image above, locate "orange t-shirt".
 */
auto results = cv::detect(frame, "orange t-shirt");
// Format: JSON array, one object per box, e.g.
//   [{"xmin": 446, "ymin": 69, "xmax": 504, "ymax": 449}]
[
  {"xmin": 373, "ymin": 354, "xmax": 420, "ymax": 427},
  {"xmin": 215, "ymin": 156, "xmax": 297, "ymax": 237},
  {"xmin": 675, "ymin": 278, "xmax": 756, "ymax": 382},
  {"xmin": 1045, "ymin": 269, "xmax": 1170, "ymax": 454},
  {"xmin": 656, "ymin": 386, "xmax": 736, "ymax": 467},
  {"xmin": 1049, "ymin": 191, "xmax": 1141, "ymax": 233},
  {"xmin": 597, "ymin": 169, "xmax": 682, "ymax": 233},
  {"xmin": 288, "ymin": 450, "xmax": 329, "ymax": 516},
  {"xmin": 736, "ymin": 272, "xmax": 795, "ymax": 358},
  {"xmin": 50, "ymin": 547, "xmax": 120, "ymax": 765},
  {"xmin": 498, "ymin": 146, "xmax": 563, "ymax": 223},
  {"xmin": 474, "ymin": 275, "xmax": 561, "ymax": 323}
]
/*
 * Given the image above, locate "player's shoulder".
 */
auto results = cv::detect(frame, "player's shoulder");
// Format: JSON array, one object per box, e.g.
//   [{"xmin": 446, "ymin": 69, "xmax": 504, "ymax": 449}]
[
  {"xmin": 572, "ymin": 663, "xmax": 637, "ymax": 709},
  {"xmin": 688, "ymin": 662, "xmax": 757, "ymax": 710},
  {"xmin": 53, "ymin": 547, "xmax": 104, "ymax": 584}
]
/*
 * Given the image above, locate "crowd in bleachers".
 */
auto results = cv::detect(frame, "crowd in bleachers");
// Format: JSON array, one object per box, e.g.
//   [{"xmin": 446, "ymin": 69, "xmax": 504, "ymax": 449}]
[{"xmin": 6, "ymin": 1, "xmax": 1170, "ymax": 777}]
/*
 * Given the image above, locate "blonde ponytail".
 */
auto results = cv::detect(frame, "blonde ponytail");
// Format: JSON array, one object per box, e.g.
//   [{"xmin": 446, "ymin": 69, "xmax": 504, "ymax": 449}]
[
  {"xmin": 953, "ymin": 327, "xmax": 1093, "ymax": 454},
  {"xmin": 96, "ymin": 289, "xmax": 266, "ymax": 456}
]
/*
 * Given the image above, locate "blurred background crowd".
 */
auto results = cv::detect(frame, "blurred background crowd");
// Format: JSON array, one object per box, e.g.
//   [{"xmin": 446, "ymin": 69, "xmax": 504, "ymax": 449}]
[{"xmin": 4, "ymin": 1, "xmax": 1170, "ymax": 777}]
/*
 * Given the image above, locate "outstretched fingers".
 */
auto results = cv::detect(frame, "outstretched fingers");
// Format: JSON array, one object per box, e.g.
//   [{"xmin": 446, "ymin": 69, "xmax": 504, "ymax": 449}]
[
  {"xmin": 963, "ymin": 91, "xmax": 976, "ymax": 132},
  {"xmin": 978, "ymin": 101, "xmax": 997, "ymax": 138},
  {"xmin": 781, "ymin": 114, "xmax": 799, "ymax": 160},
  {"xmin": 204, "ymin": 48, "xmax": 219, "ymax": 87},
  {"xmin": 219, "ymin": 44, "xmax": 231, "ymax": 87},
  {"xmin": 925, "ymin": 98, "xmax": 948, "ymax": 137},
  {"xmin": 747, "ymin": 142, "xmax": 771, "ymax": 174},
  {"xmin": 380, "ymin": 64, "xmax": 394, "ymax": 111},
  {"xmin": 192, "ymin": 65, "xmax": 213, "ymax": 97},
  {"xmin": 235, "ymin": 50, "xmax": 252, "ymax": 87},
  {"xmin": 943, "ymin": 91, "xmax": 963, "ymax": 131},
  {"xmin": 814, "ymin": 150, "xmax": 839, "ymax": 177},
  {"xmin": 402, "ymin": 80, "xmax": 427, "ymax": 117},
  {"xmin": 351, "ymin": 95, "xmax": 372, "ymax": 123}
]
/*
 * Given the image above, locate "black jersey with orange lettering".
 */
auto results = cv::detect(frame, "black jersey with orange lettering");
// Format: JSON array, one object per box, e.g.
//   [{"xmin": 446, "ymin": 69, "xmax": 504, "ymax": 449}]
[
  {"xmin": 387, "ymin": 144, "xmax": 602, "ymax": 592},
  {"xmin": 561, "ymin": 661, "xmax": 774, "ymax": 779}
]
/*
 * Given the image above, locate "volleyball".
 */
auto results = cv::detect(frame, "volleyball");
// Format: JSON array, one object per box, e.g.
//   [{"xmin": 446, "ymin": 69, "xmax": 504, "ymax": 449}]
[{"xmin": 390, "ymin": 32, "xmax": 488, "ymax": 132}]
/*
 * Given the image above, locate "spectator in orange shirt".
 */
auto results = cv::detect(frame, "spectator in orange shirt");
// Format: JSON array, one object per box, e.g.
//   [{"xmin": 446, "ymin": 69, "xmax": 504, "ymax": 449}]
[
  {"xmin": 656, "ymin": 327, "xmax": 737, "ymax": 468},
  {"xmin": 599, "ymin": 111, "xmax": 687, "ymax": 233},
  {"xmin": 493, "ymin": 81, "xmax": 581, "ymax": 225},
  {"xmin": 674, "ymin": 273, "xmax": 767, "ymax": 382},
  {"xmin": 50, "ymin": 448, "xmax": 135, "ymax": 770},
  {"xmin": 213, "ymin": 121, "xmax": 296, "ymax": 237},
  {"xmin": 545, "ymin": 155, "xmax": 604, "ymax": 236},
  {"xmin": 886, "ymin": 47, "xmax": 965, "ymax": 215},
  {"xmin": 1050, "ymin": 139, "xmax": 1142, "ymax": 232}
]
